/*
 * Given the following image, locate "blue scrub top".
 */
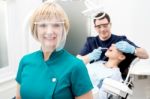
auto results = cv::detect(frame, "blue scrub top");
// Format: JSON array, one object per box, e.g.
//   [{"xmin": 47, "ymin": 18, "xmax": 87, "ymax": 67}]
[
  {"xmin": 16, "ymin": 49, "xmax": 93, "ymax": 99},
  {"xmin": 79, "ymin": 34, "xmax": 138, "ymax": 61}
]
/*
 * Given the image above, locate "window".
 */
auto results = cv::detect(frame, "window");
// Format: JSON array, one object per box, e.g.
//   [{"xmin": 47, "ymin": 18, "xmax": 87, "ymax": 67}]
[
  {"xmin": 0, "ymin": 0, "xmax": 42, "ymax": 84},
  {"xmin": 0, "ymin": 0, "xmax": 9, "ymax": 69},
  {"xmin": 0, "ymin": 0, "xmax": 20, "ymax": 83}
]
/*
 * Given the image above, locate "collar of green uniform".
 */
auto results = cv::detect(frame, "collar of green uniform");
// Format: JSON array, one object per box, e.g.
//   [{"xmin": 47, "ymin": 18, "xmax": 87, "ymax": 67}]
[{"xmin": 39, "ymin": 49, "xmax": 64, "ymax": 61}]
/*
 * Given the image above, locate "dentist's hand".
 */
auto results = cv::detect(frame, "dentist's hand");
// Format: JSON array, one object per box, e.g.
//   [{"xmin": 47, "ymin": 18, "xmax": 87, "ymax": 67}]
[
  {"xmin": 87, "ymin": 47, "xmax": 102, "ymax": 61},
  {"xmin": 115, "ymin": 41, "xmax": 136, "ymax": 54}
]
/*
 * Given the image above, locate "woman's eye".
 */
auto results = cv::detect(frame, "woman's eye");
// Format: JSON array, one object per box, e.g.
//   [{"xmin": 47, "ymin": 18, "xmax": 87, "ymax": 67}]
[
  {"xmin": 37, "ymin": 22, "xmax": 63, "ymax": 29},
  {"xmin": 52, "ymin": 23, "xmax": 61, "ymax": 28},
  {"xmin": 39, "ymin": 24, "xmax": 47, "ymax": 28}
]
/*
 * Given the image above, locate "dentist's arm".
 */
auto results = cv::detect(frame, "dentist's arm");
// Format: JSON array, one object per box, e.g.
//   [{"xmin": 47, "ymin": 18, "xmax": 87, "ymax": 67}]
[
  {"xmin": 77, "ymin": 47, "xmax": 102, "ymax": 64},
  {"xmin": 134, "ymin": 48, "xmax": 149, "ymax": 59},
  {"xmin": 115, "ymin": 41, "xmax": 149, "ymax": 59}
]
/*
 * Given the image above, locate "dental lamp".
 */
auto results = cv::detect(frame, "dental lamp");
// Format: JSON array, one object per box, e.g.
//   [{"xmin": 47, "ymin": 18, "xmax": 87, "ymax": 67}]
[{"xmin": 82, "ymin": 0, "xmax": 104, "ymax": 17}]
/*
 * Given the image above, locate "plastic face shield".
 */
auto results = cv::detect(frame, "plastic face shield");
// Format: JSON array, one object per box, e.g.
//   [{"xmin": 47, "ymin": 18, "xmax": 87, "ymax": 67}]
[
  {"xmin": 35, "ymin": 21, "xmax": 66, "ymax": 51},
  {"xmin": 34, "ymin": 21, "xmax": 64, "ymax": 32}
]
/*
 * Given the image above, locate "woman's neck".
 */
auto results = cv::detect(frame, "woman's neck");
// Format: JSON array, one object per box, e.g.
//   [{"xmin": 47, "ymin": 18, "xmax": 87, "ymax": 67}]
[
  {"xmin": 43, "ymin": 51, "xmax": 51, "ymax": 61},
  {"xmin": 42, "ymin": 47, "xmax": 54, "ymax": 61},
  {"xmin": 105, "ymin": 59, "xmax": 119, "ymax": 68},
  {"xmin": 99, "ymin": 34, "xmax": 111, "ymax": 41}
]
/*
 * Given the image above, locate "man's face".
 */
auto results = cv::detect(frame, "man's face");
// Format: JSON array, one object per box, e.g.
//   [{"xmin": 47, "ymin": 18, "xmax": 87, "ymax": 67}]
[{"xmin": 94, "ymin": 18, "xmax": 111, "ymax": 41}]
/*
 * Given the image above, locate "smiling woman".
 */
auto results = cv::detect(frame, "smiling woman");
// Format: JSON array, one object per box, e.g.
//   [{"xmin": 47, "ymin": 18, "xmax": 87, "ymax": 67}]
[{"xmin": 0, "ymin": 0, "xmax": 9, "ymax": 68}]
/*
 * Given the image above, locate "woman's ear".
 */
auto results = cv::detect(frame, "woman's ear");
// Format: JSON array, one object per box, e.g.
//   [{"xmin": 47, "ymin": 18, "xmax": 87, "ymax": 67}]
[{"xmin": 119, "ymin": 54, "xmax": 126, "ymax": 61}]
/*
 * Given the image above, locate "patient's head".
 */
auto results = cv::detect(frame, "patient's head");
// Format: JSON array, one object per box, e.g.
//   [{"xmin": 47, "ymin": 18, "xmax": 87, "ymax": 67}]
[
  {"xmin": 105, "ymin": 44, "xmax": 126, "ymax": 63},
  {"xmin": 105, "ymin": 44, "xmax": 136, "ymax": 78}
]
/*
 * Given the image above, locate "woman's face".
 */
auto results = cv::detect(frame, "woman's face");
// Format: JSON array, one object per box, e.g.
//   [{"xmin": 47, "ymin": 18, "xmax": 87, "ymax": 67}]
[
  {"xmin": 36, "ymin": 18, "xmax": 64, "ymax": 50},
  {"xmin": 105, "ymin": 44, "xmax": 124, "ymax": 59}
]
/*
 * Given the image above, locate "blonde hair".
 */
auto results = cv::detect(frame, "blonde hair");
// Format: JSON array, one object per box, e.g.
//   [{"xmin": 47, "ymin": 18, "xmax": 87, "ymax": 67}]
[{"xmin": 29, "ymin": 1, "xmax": 70, "ymax": 51}]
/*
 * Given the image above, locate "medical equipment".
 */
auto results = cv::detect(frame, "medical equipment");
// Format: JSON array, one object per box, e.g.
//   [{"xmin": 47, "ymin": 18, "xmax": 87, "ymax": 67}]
[
  {"xmin": 102, "ymin": 58, "xmax": 140, "ymax": 99},
  {"xmin": 130, "ymin": 59, "xmax": 150, "ymax": 75},
  {"xmin": 82, "ymin": 0, "xmax": 104, "ymax": 17},
  {"xmin": 101, "ymin": 48, "xmax": 108, "ymax": 50},
  {"xmin": 101, "ymin": 47, "xmax": 108, "ymax": 51}
]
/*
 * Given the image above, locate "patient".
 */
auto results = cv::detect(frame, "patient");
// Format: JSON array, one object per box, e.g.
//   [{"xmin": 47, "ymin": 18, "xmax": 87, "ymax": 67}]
[{"xmin": 87, "ymin": 44, "xmax": 136, "ymax": 99}]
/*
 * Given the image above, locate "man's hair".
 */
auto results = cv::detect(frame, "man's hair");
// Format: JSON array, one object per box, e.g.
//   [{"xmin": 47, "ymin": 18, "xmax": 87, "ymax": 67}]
[
  {"xmin": 118, "ymin": 53, "xmax": 136, "ymax": 79},
  {"xmin": 94, "ymin": 12, "xmax": 111, "ymax": 25}
]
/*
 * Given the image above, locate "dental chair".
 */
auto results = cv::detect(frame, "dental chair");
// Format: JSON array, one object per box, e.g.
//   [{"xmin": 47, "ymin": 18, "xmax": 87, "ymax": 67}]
[{"xmin": 102, "ymin": 57, "xmax": 140, "ymax": 99}]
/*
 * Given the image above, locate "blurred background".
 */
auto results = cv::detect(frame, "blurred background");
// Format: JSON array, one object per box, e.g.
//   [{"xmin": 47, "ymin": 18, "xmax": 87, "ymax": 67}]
[{"xmin": 0, "ymin": 0, "xmax": 150, "ymax": 98}]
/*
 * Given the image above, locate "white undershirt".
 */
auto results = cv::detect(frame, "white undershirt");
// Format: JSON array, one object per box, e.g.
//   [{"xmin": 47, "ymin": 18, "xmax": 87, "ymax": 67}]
[{"xmin": 86, "ymin": 61, "xmax": 123, "ymax": 99}]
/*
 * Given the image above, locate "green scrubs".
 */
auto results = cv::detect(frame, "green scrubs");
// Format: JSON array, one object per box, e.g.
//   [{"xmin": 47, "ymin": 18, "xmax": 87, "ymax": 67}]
[{"xmin": 16, "ymin": 49, "xmax": 93, "ymax": 99}]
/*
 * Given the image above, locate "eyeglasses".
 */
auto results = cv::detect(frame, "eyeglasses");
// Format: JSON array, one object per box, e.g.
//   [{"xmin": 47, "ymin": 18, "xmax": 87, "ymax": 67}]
[
  {"xmin": 95, "ymin": 23, "xmax": 110, "ymax": 29},
  {"xmin": 34, "ymin": 22, "xmax": 64, "ymax": 30}
]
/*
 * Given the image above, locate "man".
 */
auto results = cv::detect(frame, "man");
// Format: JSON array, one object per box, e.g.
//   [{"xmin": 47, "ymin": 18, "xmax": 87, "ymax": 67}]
[{"xmin": 77, "ymin": 12, "xmax": 149, "ymax": 64}]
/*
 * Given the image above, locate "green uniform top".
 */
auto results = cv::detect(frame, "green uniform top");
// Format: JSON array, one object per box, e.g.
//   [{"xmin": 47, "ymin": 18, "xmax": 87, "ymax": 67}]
[{"xmin": 16, "ymin": 49, "xmax": 93, "ymax": 99}]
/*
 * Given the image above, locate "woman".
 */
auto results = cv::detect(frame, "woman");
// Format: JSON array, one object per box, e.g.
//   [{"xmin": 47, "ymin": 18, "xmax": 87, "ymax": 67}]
[
  {"xmin": 87, "ymin": 44, "xmax": 136, "ymax": 99},
  {"xmin": 16, "ymin": 1, "xmax": 93, "ymax": 99}
]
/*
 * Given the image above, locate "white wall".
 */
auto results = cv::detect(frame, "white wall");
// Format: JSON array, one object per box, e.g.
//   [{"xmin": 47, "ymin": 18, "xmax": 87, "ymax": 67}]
[{"xmin": 130, "ymin": 0, "xmax": 150, "ymax": 54}]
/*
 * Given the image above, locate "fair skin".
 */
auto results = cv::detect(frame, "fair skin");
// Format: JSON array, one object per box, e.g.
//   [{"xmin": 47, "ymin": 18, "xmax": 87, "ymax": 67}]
[
  {"xmin": 104, "ymin": 44, "xmax": 125, "ymax": 68},
  {"xmin": 95, "ymin": 18, "xmax": 112, "ymax": 41},
  {"xmin": 77, "ymin": 18, "xmax": 149, "ymax": 64},
  {"xmin": 16, "ymin": 18, "xmax": 93, "ymax": 99},
  {"xmin": 36, "ymin": 19, "xmax": 63, "ymax": 60},
  {"xmin": 16, "ymin": 84, "xmax": 21, "ymax": 99}
]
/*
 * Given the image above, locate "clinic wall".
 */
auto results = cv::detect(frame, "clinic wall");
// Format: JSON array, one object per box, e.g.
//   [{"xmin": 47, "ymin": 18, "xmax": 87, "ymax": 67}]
[
  {"xmin": 130, "ymin": 0, "xmax": 150, "ymax": 54},
  {"xmin": 58, "ymin": 1, "xmax": 90, "ymax": 55}
]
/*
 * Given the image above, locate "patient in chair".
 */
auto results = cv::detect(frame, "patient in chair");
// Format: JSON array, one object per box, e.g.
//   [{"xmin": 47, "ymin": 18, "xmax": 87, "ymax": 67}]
[{"xmin": 87, "ymin": 44, "xmax": 136, "ymax": 99}]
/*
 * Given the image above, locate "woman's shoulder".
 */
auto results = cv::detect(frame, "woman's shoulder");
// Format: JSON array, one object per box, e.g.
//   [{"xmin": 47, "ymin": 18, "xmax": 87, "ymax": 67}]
[
  {"xmin": 20, "ymin": 50, "xmax": 42, "ymax": 63},
  {"xmin": 23, "ymin": 50, "xmax": 41, "ymax": 58},
  {"xmin": 63, "ymin": 50, "xmax": 85, "ymax": 67}
]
